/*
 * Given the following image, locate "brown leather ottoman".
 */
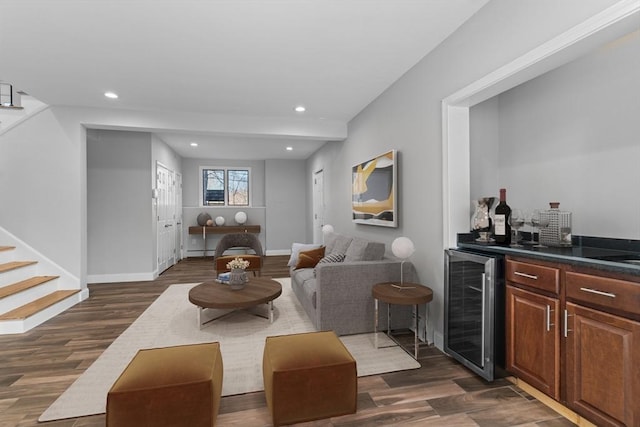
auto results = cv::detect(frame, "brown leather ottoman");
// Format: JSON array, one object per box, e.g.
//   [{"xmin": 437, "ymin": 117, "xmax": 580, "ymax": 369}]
[
  {"xmin": 106, "ymin": 343, "xmax": 223, "ymax": 427},
  {"xmin": 262, "ymin": 331, "xmax": 357, "ymax": 426}
]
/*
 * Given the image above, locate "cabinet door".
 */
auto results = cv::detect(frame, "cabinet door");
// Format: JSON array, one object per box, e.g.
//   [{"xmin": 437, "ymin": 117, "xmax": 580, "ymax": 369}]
[
  {"xmin": 565, "ymin": 302, "xmax": 640, "ymax": 427},
  {"xmin": 506, "ymin": 285, "xmax": 560, "ymax": 399}
]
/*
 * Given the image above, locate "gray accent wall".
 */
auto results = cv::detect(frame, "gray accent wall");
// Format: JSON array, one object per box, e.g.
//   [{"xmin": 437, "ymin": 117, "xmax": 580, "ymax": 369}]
[
  {"xmin": 469, "ymin": 96, "xmax": 500, "ymax": 202},
  {"xmin": 86, "ymin": 130, "xmax": 183, "ymax": 281},
  {"xmin": 87, "ymin": 130, "xmax": 153, "ymax": 277},
  {"xmin": 307, "ymin": 0, "xmax": 627, "ymax": 348},
  {"xmin": 0, "ymin": 1, "xmax": 629, "ymax": 345},
  {"xmin": 471, "ymin": 29, "xmax": 640, "ymax": 239},
  {"xmin": 265, "ymin": 159, "xmax": 307, "ymax": 252},
  {"xmin": 180, "ymin": 157, "xmax": 306, "ymax": 255},
  {"xmin": 181, "ymin": 157, "xmax": 266, "ymax": 256}
]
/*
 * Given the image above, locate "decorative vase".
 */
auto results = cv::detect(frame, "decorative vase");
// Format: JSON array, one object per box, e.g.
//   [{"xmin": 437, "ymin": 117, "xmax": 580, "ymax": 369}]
[
  {"xmin": 229, "ymin": 268, "xmax": 247, "ymax": 290},
  {"xmin": 471, "ymin": 197, "xmax": 496, "ymax": 242}
]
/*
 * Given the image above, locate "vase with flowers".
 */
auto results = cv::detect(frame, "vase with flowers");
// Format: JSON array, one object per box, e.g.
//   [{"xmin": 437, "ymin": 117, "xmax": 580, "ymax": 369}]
[{"xmin": 226, "ymin": 257, "xmax": 250, "ymax": 290}]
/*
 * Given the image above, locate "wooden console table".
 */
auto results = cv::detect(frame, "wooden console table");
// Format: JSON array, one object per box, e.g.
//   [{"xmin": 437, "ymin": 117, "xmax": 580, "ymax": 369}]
[{"xmin": 188, "ymin": 225, "xmax": 261, "ymax": 256}]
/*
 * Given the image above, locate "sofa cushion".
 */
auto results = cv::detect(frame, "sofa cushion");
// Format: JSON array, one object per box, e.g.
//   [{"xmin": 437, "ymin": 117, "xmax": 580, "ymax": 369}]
[
  {"xmin": 291, "ymin": 268, "xmax": 317, "ymax": 309},
  {"xmin": 344, "ymin": 237, "xmax": 385, "ymax": 262},
  {"xmin": 301, "ymin": 278, "xmax": 317, "ymax": 309},
  {"xmin": 288, "ymin": 243, "xmax": 323, "ymax": 267},
  {"xmin": 295, "ymin": 246, "xmax": 326, "ymax": 269},
  {"xmin": 314, "ymin": 253, "xmax": 346, "ymax": 277},
  {"xmin": 291, "ymin": 267, "xmax": 315, "ymax": 285},
  {"xmin": 324, "ymin": 233, "xmax": 353, "ymax": 255}
]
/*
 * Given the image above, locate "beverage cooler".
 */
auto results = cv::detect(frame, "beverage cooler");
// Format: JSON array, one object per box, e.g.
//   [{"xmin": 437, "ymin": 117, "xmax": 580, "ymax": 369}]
[{"xmin": 444, "ymin": 249, "xmax": 506, "ymax": 381}]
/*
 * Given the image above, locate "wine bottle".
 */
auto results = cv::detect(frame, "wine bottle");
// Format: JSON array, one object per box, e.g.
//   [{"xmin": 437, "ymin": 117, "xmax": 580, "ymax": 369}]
[{"xmin": 494, "ymin": 188, "xmax": 511, "ymax": 245}]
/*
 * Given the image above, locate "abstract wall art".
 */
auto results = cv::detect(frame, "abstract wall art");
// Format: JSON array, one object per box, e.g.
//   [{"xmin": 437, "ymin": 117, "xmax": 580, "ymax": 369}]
[{"xmin": 352, "ymin": 149, "xmax": 397, "ymax": 227}]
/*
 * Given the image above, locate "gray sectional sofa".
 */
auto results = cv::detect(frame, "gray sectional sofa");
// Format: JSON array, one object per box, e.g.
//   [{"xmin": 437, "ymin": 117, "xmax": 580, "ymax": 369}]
[{"xmin": 290, "ymin": 231, "xmax": 418, "ymax": 336}]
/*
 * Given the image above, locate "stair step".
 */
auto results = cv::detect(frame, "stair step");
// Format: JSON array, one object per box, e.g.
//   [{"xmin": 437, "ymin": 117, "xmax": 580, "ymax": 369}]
[
  {"xmin": 0, "ymin": 246, "xmax": 15, "ymax": 252},
  {"xmin": 0, "ymin": 290, "xmax": 80, "ymax": 320},
  {"xmin": 0, "ymin": 276, "xmax": 59, "ymax": 299},
  {"xmin": 0, "ymin": 260, "xmax": 37, "ymax": 274}
]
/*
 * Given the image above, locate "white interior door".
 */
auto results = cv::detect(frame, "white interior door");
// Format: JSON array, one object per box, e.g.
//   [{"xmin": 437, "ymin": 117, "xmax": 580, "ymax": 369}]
[
  {"xmin": 313, "ymin": 169, "xmax": 324, "ymax": 244},
  {"xmin": 157, "ymin": 163, "xmax": 176, "ymax": 274}
]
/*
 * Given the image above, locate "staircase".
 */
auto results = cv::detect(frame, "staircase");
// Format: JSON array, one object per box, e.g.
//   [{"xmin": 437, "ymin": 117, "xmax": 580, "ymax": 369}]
[{"xmin": 0, "ymin": 245, "xmax": 85, "ymax": 334}]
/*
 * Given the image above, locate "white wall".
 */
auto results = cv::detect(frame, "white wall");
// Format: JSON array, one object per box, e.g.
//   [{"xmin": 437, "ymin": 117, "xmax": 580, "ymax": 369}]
[
  {"xmin": 0, "ymin": 107, "xmax": 85, "ymax": 284},
  {"xmin": 308, "ymin": 0, "xmax": 625, "ymax": 348}
]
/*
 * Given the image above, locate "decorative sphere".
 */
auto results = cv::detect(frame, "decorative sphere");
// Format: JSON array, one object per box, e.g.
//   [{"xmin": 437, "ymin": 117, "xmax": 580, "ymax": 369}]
[
  {"xmin": 197, "ymin": 212, "xmax": 212, "ymax": 226},
  {"xmin": 235, "ymin": 211, "xmax": 247, "ymax": 225},
  {"xmin": 206, "ymin": 219, "xmax": 213, "ymax": 226},
  {"xmin": 391, "ymin": 237, "xmax": 415, "ymax": 259},
  {"xmin": 215, "ymin": 216, "xmax": 225, "ymax": 226},
  {"xmin": 322, "ymin": 224, "xmax": 334, "ymax": 234}
]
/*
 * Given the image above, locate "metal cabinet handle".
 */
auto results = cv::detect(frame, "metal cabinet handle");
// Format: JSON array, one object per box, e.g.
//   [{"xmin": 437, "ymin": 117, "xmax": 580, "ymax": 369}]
[
  {"xmin": 563, "ymin": 309, "xmax": 573, "ymax": 338},
  {"xmin": 468, "ymin": 286, "xmax": 482, "ymax": 293},
  {"xmin": 514, "ymin": 271, "xmax": 538, "ymax": 280},
  {"xmin": 579, "ymin": 287, "xmax": 616, "ymax": 298},
  {"xmin": 546, "ymin": 305, "xmax": 554, "ymax": 332}
]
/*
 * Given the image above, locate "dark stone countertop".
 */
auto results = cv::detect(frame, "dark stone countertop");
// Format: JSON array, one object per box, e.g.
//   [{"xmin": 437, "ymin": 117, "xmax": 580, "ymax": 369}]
[{"xmin": 456, "ymin": 234, "xmax": 640, "ymax": 277}]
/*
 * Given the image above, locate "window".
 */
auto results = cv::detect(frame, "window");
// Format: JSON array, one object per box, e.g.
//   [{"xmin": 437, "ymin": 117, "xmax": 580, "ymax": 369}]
[{"xmin": 201, "ymin": 167, "xmax": 250, "ymax": 206}]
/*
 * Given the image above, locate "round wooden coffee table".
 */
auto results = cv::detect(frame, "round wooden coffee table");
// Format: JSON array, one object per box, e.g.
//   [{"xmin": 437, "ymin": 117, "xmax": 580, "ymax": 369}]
[{"xmin": 188, "ymin": 277, "xmax": 282, "ymax": 328}]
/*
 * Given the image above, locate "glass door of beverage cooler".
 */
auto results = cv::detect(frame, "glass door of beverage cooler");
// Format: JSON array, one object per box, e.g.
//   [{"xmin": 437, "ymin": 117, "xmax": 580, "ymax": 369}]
[{"xmin": 444, "ymin": 249, "xmax": 504, "ymax": 381}]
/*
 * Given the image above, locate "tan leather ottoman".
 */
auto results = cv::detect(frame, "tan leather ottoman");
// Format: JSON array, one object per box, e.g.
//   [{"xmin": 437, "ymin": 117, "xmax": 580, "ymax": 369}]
[
  {"xmin": 263, "ymin": 331, "xmax": 357, "ymax": 426},
  {"xmin": 215, "ymin": 254, "xmax": 262, "ymax": 275},
  {"xmin": 106, "ymin": 343, "xmax": 223, "ymax": 427}
]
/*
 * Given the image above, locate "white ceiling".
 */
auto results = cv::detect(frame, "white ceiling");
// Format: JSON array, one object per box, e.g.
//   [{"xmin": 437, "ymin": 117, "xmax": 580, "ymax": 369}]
[{"xmin": 0, "ymin": 0, "xmax": 489, "ymax": 159}]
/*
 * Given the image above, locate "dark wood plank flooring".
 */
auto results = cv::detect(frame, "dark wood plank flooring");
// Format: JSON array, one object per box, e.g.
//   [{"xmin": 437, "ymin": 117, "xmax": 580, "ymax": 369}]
[{"xmin": 0, "ymin": 256, "xmax": 574, "ymax": 426}]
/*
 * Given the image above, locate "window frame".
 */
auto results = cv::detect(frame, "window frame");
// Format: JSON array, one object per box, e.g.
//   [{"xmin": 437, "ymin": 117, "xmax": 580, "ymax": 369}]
[{"xmin": 199, "ymin": 166, "xmax": 251, "ymax": 207}]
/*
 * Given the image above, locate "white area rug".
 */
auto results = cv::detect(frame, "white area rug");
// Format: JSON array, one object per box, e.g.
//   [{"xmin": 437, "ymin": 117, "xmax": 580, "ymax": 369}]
[{"xmin": 40, "ymin": 278, "xmax": 419, "ymax": 422}]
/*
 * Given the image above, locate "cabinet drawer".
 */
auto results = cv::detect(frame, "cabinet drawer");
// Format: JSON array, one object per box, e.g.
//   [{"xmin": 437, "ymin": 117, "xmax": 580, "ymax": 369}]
[
  {"xmin": 566, "ymin": 271, "xmax": 640, "ymax": 318},
  {"xmin": 506, "ymin": 259, "xmax": 560, "ymax": 295}
]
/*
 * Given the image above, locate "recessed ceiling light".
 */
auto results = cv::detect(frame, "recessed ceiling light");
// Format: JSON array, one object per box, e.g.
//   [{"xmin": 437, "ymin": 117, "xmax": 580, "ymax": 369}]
[
  {"xmin": 190, "ymin": 142, "xmax": 198, "ymax": 147},
  {"xmin": 286, "ymin": 146, "xmax": 293, "ymax": 151},
  {"xmin": 104, "ymin": 91, "xmax": 118, "ymax": 99},
  {"xmin": 294, "ymin": 105, "xmax": 306, "ymax": 113}
]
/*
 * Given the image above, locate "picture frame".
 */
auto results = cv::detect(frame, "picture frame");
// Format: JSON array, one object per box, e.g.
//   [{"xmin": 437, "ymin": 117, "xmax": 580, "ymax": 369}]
[{"xmin": 352, "ymin": 149, "xmax": 397, "ymax": 227}]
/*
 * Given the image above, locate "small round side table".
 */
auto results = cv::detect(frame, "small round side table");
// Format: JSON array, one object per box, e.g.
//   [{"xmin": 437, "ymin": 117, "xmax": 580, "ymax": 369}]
[{"xmin": 372, "ymin": 282, "xmax": 433, "ymax": 360}]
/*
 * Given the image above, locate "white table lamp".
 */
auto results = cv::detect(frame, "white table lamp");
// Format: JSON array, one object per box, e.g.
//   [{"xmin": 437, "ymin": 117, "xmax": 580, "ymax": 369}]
[
  {"xmin": 322, "ymin": 224, "xmax": 334, "ymax": 243},
  {"xmin": 322, "ymin": 224, "xmax": 334, "ymax": 234},
  {"xmin": 392, "ymin": 237, "xmax": 415, "ymax": 284}
]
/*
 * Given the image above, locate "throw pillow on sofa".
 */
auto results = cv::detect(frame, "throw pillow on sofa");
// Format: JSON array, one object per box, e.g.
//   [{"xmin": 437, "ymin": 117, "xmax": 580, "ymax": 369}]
[
  {"xmin": 318, "ymin": 253, "xmax": 346, "ymax": 264},
  {"xmin": 288, "ymin": 243, "xmax": 323, "ymax": 267},
  {"xmin": 295, "ymin": 246, "xmax": 326, "ymax": 269}
]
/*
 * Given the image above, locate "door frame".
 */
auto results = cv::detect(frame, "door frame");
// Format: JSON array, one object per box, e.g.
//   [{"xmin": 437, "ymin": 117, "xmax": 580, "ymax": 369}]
[{"xmin": 312, "ymin": 169, "xmax": 325, "ymax": 244}]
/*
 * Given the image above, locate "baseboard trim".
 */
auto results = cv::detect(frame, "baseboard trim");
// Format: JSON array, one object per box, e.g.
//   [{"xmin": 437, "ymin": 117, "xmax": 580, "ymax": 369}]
[
  {"xmin": 87, "ymin": 272, "xmax": 156, "ymax": 284},
  {"xmin": 509, "ymin": 377, "xmax": 597, "ymax": 427},
  {"xmin": 266, "ymin": 249, "xmax": 291, "ymax": 256}
]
